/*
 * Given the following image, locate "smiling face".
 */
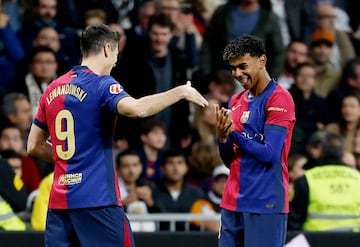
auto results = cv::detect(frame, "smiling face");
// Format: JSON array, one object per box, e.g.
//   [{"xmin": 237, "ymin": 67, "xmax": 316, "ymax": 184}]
[{"xmin": 229, "ymin": 54, "xmax": 265, "ymax": 93}]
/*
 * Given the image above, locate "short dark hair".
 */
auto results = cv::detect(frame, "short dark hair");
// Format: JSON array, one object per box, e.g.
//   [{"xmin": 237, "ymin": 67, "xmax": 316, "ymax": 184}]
[
  {"xmin": 80, "ymin": 24, "xmax": 120, "ymax": 57},
  {"xmin": 148, "ymin": 13, "xmax": 175, "ymax": 32},
  {"xmin": 115, "ymin": 149, "xmax": 140, "ymax": 168},
  {"xmin": 161, "ymin": 148, "xmax": 186, "ymax": 166},
  {"xmin": 29, "ymin": 45, "xmax": 57, "ymax": 62},
  {"xmin": 223, "ymin": 34, "xmax": 266, "ymax": 61},
  {"xmin": 139, "ymin": 119, "xmax": 167, "ymax": 136},
  {"xmin": 321, "ymin": 132, "xmax": 345, "ymax": 162}
]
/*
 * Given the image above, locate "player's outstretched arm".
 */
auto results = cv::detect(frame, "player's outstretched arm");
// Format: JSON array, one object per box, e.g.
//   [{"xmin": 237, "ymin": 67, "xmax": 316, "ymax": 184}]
[{"xmin": 117, "ymin": 81, "xmax": 208, "ymax": 118}]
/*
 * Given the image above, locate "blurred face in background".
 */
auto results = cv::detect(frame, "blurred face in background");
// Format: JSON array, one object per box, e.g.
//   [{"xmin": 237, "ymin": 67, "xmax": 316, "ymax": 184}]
[
  {"xmin": 34, "ymin": 27, "xmax": 60, "ymax": 52},
  {"xmin": 159, "ymin": 0, "xmax": 180, "ymax": 23},
  {"xmin": 30, "ymin": 51, "xmax": 58, "ymax": 83},
  {"xmin": 141, "ymin": 126, "xmax": 167, "ymax": 150},
  {"xmin": 161, "ymin": 156, "xmax": 188, "ymax": 183},
  {"xmin": 36, "ymin": 0, "xmax": 57, "ymax": 24},
  {"xmin": 341, "ymin": 95, "xmax": 360, "ymax": 123},
  {"xmin": 295, "ymin": 65, "xmax": 316, "ymax": 94},
  {"xmin": 149, "ymin": 24, "xmax": 173, "ymax": 56},
  {"xmin": 311, "ymin": 43, "xmax": 332, "ymax": 65},
  {"xmin": 0, "ymin": 127, "xmax": 24, "ymax": 152},
  {"xmin": 316, "ymin": 3, "xmax": 335, "ymax": 31},
  {"xmin": 285, "ymin": 41, "xmax": 308, "ymax": 73},
  {"xmin": 117, "ymin": 154, "xmax": 143, "ymax": 184},
  {"xmin": 8, "ymin": 99, "xmax": 33, "ymax": 134},
  {"xmin": 211, "ymin": 175, "xmax": 227, "ymax": 196}
]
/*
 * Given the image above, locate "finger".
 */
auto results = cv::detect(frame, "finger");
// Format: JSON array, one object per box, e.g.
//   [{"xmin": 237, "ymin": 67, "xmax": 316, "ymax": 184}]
[
  {"xmin": 186, "ymin": 80, "xmax": 191, "ymax": 87},
  {"xmin": 215, "ymin": 104, "xmax": 219, "ymax": 122}
]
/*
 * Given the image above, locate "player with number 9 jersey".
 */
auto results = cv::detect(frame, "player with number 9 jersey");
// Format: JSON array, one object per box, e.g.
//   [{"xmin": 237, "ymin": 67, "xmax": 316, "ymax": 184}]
[{"xmin": 34, "ymin": 66, "xmax": 129, "ymax": 209}]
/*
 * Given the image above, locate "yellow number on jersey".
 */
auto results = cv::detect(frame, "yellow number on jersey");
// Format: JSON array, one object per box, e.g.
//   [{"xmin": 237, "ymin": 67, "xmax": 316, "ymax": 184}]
[{"xmin": 55, "ymin": 110, "xmax": 75, "ymax": 160}]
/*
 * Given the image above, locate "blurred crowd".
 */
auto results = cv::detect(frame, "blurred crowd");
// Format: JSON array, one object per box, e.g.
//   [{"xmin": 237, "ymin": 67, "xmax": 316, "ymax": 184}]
[{"xmin": 1, "ymin": 0, "xmax": 360, "ymax": 234}]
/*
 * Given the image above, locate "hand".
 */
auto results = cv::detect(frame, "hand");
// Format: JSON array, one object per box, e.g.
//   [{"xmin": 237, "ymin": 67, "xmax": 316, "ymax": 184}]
[
  {"xmin": 181, "ymin": 81, "xmax": 208, "ymax": 107},
  {"xmin": 0, "ymin": 12, "xmax": 9, "ymax": 29},
  {"xmin": 215, "ymin": 104, "xmax": 233, "ymax": 143},
  {"xmin": 136, "ymin": 186, "xmax": 154, "ymax": 207}
]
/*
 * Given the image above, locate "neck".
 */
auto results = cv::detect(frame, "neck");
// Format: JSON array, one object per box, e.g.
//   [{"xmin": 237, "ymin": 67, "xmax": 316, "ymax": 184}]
[
  {"xmin": 81, "ymin": 56, "xmax": 110, "ymax": 76},
  {"xmin": 303, "ymin": 90, "xmax": 311, "ymax": 100},
  {"xmin": 239, "ymin": 1, "xmax": 259, "ymax": 12},
  {"xmin": 251, "ymin": 71, "xmax": 271, "ymax": 96},
  {"xmin": 151, "ymin": 47, "xmax": 168, "ymax": 58},
  {"xmin": 143, "ymin": 145, "xmax": 158, "ymax": 161},
  {"xmin": 165, "ymin": 180, "xmax": 183, "ymax": 191}
]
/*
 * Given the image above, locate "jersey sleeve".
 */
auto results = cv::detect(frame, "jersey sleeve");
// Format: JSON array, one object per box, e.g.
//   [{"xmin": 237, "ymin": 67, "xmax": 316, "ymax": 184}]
[
  {"xmin": 33, "ymin": 92, "xmax": 49, "ymax": 131},
  {"xmin": 97, "ymin": 76, "xmax": 130, "ymax": 114}
]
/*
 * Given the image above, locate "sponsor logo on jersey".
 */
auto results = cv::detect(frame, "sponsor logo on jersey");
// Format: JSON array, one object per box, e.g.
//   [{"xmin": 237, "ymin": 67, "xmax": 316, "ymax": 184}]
[
  {"xmin": 267, "ymin": 106, "xmax": 287, "ymax": 112},
  {"xmin": 58, "ymin": 173, "xmax": 83, "ymax": 186},
  {"xmin": 240, "ymin": 111, "xmax": 250, "ymax": 123},
  {"xmin": 241, "ymin": 131, "xmax": 264, "ymax": 142},
  {"xmin": 109, "ymin": 84, "xmax": 122, "ymax": 94}
]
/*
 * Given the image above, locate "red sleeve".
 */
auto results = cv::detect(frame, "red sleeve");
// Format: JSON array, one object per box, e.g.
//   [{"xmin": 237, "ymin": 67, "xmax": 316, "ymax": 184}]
[{"xmin": 21, "ymin": 157, "xmax": 42, "ymax": 192}]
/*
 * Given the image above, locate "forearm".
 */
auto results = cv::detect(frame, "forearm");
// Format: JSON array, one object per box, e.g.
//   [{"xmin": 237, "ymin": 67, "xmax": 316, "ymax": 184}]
[
  {"xmin": 27, "ymin": 124, "xmax": 54, "ymax": 163},
  {"xmin": 228, "ymin": 125, "xmax": 287, "ymax": 165},
  {"xmin": 217, "ymin": 139, "xmax": 234, "ymax": 168}
]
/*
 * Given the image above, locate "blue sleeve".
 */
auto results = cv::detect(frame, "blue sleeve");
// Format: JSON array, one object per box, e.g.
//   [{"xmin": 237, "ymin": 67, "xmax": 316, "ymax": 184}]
[
  {"xmin": 0, "ymin": 27, "xmax": 25, "ymax": 63},
  {"xmin": 228, "ymin": 124, "xmax": 287, "ymax": 166},
  {"xmin": 217, "ymin": 139, "xmax": 234, "ymax": 168}
]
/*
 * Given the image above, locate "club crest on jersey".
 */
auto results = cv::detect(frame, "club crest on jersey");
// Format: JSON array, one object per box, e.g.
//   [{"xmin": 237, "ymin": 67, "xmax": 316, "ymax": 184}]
[
  {"xmin": 109, "ymin": 84, "xmax": 122, "ymax": 94},
  {"xmin": 240, "ymin": 111, "xmax": 250, "ymax": 123}
]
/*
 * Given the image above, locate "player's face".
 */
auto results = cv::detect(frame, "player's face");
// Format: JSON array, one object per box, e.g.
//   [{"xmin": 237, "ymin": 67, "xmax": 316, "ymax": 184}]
[
  {"xmin": 117, "ymin": 155, "xmax": 142, "ymax": 184},
  {"xmin": 161, "ymin": 156, "xmax": 188, "ymax": 183},
  {"xmin": 229, "ymin": 54, "xmax": 264, "ymax": 91}
]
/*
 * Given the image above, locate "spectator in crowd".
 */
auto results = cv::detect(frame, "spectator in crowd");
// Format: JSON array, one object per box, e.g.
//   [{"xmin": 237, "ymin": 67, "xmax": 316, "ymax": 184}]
[
  {"xmin": 200, "ymin": 0, "xmax": 284, "ymax": 78},
  {"xmin": 288, "ymin": 131, "xmax": 360, "ymax": 232},
  {"xmin": 309, "ymin": 28, "xmax": 341, "ymax": 98},
  {"xmin": 327, "ymin": 57, "xmax": 360, "ymax": 122},
  {"xmin": 1, "ymin": 93, "xmax": 33, "ymax": 142},
  {"xmin": 32, "ymin": 26, "xmax": 76, "ymax": 75},
  {"xmin": 136, "ymin": 119, "xmax": 167, "ymax": 182},
  {"xmin": 187, "ymin": 141, "xmax": 223, "ymax": 193},
  {"xmin": 302, "ymin": 130, "xmax": 327, "ymax": 171},
  {"xmin": 0, "ymin": 157, "xmax": 27, "ymax": 230},
  {"xmin": 115, "ymin": 150, "xmax": 156, "ymax": 233},
  {"xmin": 0, "ymin": 10, "xmax": 25, "ymax": 94},
  {"xmin": 189, "ymin": 164, "xmax": 229, "ymax": 232},
  {"xmin": 195, "ymin": 69, "xmax": 237, "ymax": 107},
  {"xmin": 269, "ymin": 0, "xmax": 316, "ymax": 47},
  {"xmin": 31, "ymin": 172, "xmax": 53, "ymax": 231},
  {"xmin": 289, "ymin": 62, "xmax": 332, "ymax": 154},
  {"xmin": 82, "ymin": 8, "xmax": 107, "ymax": 27},
  {"xmin": 115, "ymin": 13, "xmax": 193, "ymax": 149},
  {"xmin": 277, "ymin": 39, "xmax": 309, "ymax": 90},
  {"xmin": 17, "ymin": 0, "xmax": 80, "ymax": 69},
  {"xmin": 287, "ymin": 154, "xmax": 307, "ymax": 202},
  {"xmin": 314, "ymin": 1, "xmax": 355, "ymax": 70},
  {"xmin": 12, "ymin": 46, "xmax": 58, "ymax": 116},
  {"xmin": 0, "ymin": 124, "xmax": 41, "ymax": 193},
  {"xmin": 153, "ymin": 148, "xmax": 205, "ymax": 231},
  {"xmin": 1, "ymin": 93, "xmax": 53, "ymax": 177},
  {"xmin": 116, "ymin": 150, "xmax": 156, "ymax": 212},
  {"xmin": 326, "ymin": 93, "xmax": 360, "ymax": 153}
]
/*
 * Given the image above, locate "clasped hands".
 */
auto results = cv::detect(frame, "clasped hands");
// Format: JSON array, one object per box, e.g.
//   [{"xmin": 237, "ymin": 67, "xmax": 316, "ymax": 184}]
[{"xmin": 215, "ymin": 104, "xmax": 234, "ymax": 143}]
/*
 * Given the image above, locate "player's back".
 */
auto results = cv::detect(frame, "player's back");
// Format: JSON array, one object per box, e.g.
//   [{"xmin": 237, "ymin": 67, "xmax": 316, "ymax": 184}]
[{"xmin": 35, "ymin": 66, "xmax": 129, "ymax": 209}]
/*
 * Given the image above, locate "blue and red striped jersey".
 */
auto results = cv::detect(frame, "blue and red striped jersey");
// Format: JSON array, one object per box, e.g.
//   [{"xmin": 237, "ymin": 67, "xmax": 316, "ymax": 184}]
[
  {"xmin": 34, "ymin": 66, "xmax": 129, "ymax": 209},
  {"xmin": 219, "ymin": 80, "xmax": 295, "ymax": 213}
]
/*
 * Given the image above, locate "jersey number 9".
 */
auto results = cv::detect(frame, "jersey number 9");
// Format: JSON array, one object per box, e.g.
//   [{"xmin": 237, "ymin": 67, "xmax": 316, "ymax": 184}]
[{"xmin": 55, "ymin": 110, "xmax": 76, "ymax": 160}]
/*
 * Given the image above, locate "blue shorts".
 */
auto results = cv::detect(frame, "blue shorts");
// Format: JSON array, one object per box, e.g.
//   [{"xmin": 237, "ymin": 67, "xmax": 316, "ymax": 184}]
[
  {"xmin": 218, "ymin": 209, "xmax": 287, "ymax": 247},
  {"xmin": 45, "ymin": 206, "xmax": 135, "ymax": 247}
]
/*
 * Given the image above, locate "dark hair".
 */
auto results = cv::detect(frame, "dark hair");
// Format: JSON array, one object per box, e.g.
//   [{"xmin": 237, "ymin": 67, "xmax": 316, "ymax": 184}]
[
  {"xmin": 139, "ymin": 119, "xmax": 167, "ymax": 135},
  {"xmin": 28, "ymin": 45, "xmax": 57, "ymax": 62},
  {"xmin": 148, "ymin": 13, "xmax": 175, "ymax": 32},
  {"xmin": 80, "ymin": 24, "xmax": 120, "ymax": 57},
  {"xmin": 115, "ymin": 149, "xmax": 140, "ymax": 168},
  {"xmin": 320, "ymin": 132, "xmax": 345, "ymax": 162},
  {"xmin": 161, "ymin": 148, "xmax": 186, "ymax": 166},
  {"xmin": 223, "ymin": 34, "xmax": 266, "ymax": 61},
  {"xmin": 294, "ymin": 62, "xmax": 315, "ymax": 77},
  {"xmin": 286, "ymin": 39, "xmax": 308, "ymax": 52}
]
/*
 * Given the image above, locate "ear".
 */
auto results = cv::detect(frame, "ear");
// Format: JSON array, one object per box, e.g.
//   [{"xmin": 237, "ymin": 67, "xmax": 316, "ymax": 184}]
[
  {"xmin": 259, "ymin": 55, "xmax": 267, "ymax": 69},
  {"xmin": 103, "ymin": 43, "xmax": 111, "ymax": 58}
]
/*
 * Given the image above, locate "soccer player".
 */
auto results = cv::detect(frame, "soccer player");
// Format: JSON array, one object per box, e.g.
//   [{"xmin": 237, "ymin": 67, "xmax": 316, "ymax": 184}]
[
  {"xmin": 215, "ymin": 35, "xmax": 296, "ymax": 247},
  {"xmin": 26, "ymin": 24, "xmax": 208, "ymax": 247}
]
